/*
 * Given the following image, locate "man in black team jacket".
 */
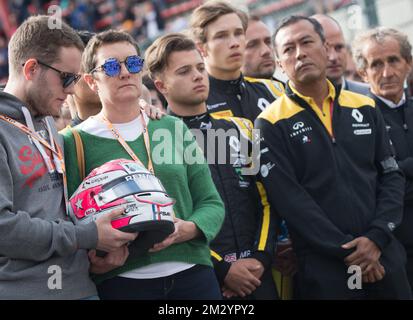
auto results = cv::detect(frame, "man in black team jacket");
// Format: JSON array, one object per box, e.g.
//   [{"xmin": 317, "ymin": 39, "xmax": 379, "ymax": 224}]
[
  {"xmin": 145, "ymin": 33, "xmax": 278, "ymax": 300},
  {"xmin": 255, "ymin": 15, "xmax": 411, "ymax": 299},
  {"xmin": 354, "ymin": 27, "xmax": 413, "ymax": 292},
  {"xmin": 241, "ymin": 15, "xmax": 277, "ymax": 81},
  {"xmin": 311, "ymin": 14, "xmax": 370, "ymax": 96},
  {"xmin": 189, "ymin": 1, "xmax": 284, "ymax": 123}
]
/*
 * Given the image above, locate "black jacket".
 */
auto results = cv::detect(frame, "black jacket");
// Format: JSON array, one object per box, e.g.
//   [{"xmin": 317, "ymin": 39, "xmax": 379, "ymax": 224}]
[
  {"xmin": 255, "ymin": 81, "xmax": 405, "ymax": 267},
  {"xmin": 206, "ymin": 74, "xmax": 284, "ymax": 122},
  {"xmin": 170, "ymin": 110, "xmax": 275, "ymax": 285},
  {"xmin": 372, "ymin": 95, "xmax": 413, "ymax": 253}
]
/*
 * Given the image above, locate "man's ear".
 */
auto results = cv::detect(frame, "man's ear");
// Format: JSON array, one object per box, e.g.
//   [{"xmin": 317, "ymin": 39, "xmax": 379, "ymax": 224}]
[
  {"xmin": 273, "ymin": 46, "xmax": 284, "ymax": 73},
  {"xmin": 276, "ymin": 58, "xmax": 285, "ymax": 74},
  {"xmin": 358, "ymin": 68, "xmax": 368, "ymax": 83},
  {"xmin": 322, "ymin": 41, "xmax": 330, "ymax": 60},
  {"xmin": 154, "ymin": 78, "xmax": 167, "ymax": 96},
  {"xmin": 22, "ymin": 59, "xmax": 39, "ymax": 81},
  {"xmin": 83, "ymin": 73, "xmax": 98, "ymax": 92},
  {"xmin": 196, "ymin": 42, "xmax": 208, "ymax": 58},
  {"xmin": 407, "ymin": 59, "xmax": 413, "ymax": 75}
]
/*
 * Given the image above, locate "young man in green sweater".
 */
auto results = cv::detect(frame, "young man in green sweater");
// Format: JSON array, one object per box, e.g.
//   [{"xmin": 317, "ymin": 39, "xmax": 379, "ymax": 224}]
[{"xmin": 62, "ymin": 30, "xmax": 225, "ymax": 299}]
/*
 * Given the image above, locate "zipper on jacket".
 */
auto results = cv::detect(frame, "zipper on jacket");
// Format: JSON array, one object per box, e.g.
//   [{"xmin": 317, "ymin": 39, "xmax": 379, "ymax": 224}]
[
  {"xmin": 286, "ymin": 84, "xmax": 337, "ymax": 145},
  {"xmin": 204, "ymin": 126, "xmax": 242, "ymax": 256},
  {"xmin": 402, "ymin": 104, "xmax": 409, "ymax": 131},
  {"xmin": 296, "ymin": 97, "xmax": 337, "ymax": 145},
  {"xmin": 329, "ymin": 100, "xmax": 337, "ymax": 145}
]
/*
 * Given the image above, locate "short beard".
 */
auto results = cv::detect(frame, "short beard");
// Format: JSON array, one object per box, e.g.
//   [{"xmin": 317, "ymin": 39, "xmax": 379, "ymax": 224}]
[
  {"xmin": 25, "ymin": 86, "xmax": 43, "ymax": 117},
  {"xmin": 255, "ymin": 70, "xmax": 275, "ymax": 80},
  {"xmin": 25, "ymin": 72, "xmax": 54, "ymax": 117}
]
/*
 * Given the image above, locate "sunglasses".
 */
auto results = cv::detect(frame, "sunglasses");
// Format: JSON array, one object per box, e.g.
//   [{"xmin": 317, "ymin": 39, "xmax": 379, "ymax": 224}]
[
  {"xmin": 91, "ymin": 55, "xmax": 144, "ymax": 77},
  {"xmin": 34, "ymin": 60, "xmax": 81, "ymax": 88}
]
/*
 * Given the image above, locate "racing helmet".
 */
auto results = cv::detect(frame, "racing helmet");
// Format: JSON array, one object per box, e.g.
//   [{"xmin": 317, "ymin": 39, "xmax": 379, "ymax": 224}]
[{"xmin": 69, "ymin": 159, "xmax": 175, "ymax": 254}]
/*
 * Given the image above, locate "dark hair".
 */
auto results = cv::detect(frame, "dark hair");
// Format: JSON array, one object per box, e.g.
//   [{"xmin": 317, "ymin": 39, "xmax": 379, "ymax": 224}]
[
  {"xmin": 142, "ymin": 74, "xmax": 167, "ymax": 108},
  {"xmin": 145, "ymin": 33, "xmax": 198, "ymax": 79},
  {"xmin": 248, "ymin": 14, "xmax": 261, "ymax": 23},
  {"xmin": 273, "ymin": 15, "xmax": 325, "ymax": 53},
  {"xmin": 76, "ymin": 30, "xmax": 96, "ymax": 46},
  {"xmin": 142, "ymin": 74, "xmax": 157, "ymax": 91},
  {"xmin": 82, "ymin": 29, "xmax": 141, "ymax": 74}
]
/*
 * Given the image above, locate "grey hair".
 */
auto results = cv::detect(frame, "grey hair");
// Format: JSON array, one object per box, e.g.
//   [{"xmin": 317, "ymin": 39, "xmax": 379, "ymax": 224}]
[{"xmin": 353, "ymin": 27, "xmax": 412, "ymax": 70}]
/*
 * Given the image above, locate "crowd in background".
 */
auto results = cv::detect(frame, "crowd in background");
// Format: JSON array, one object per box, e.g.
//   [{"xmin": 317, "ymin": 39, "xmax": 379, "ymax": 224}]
[
  {"xmin": 0, "ymin": 0, "xmax": 373, "ymax": 85},
  {"xmin": 0, "ymin": 0, "xmax": 169, "ymax": 83}
]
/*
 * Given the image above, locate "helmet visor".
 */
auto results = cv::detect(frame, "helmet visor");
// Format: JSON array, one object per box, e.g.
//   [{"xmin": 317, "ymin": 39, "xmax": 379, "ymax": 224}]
[{"xmin": 97, "ymin": 174, "xmax": 166, "ymax": 205}]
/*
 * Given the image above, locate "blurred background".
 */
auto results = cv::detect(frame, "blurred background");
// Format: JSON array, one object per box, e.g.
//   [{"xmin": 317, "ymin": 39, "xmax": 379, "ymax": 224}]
[{"xmin": 1, "ymin": 0, "xmax": 413, "ymax": 85}]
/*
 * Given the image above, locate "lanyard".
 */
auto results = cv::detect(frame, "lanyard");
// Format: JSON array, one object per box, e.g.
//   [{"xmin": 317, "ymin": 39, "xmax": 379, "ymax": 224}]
[
  {"xmin": 21, "ymin": 107, "xmax": 57, "ymax": 173},
  {"xmin": 329, "ymin": 100, "xmax": 334, "ymax": 123},
  {"xmin": 0, "ymin": 114, "xmax": 70, "ymax": 215},
  {"xmin": 100, "ymin": 110, "xmax": 154, "ymax": 174}
]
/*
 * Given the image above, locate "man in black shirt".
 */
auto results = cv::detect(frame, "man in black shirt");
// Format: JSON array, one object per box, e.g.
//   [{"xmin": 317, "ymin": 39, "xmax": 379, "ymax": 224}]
[
  {"xmin": 354, "ymin": 27, "xmax": 413, "ymax": 292},
  {"xmin": 189, "ymin": 1, "xmax": 283, "ymax": 122},
  {"xmin": 256, "ymin": 15, "xmax": 411, "ymax": 299},
  {"xmin": 145, "ymin": 32, "xmax": 278, "ymax": 300}
]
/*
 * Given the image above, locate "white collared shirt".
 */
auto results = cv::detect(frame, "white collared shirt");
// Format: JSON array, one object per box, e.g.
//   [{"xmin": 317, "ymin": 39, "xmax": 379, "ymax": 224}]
[{"xmin": 377, "ymin": 93, "xmax": 406, "ymax": 109}]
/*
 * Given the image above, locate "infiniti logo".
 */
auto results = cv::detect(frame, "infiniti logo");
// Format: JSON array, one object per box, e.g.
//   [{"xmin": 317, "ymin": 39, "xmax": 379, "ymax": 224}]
[
  {"xmin": 293, "ymin": 122, "xmax": 305, "ymax": 130},
  {"xmin": 289, "ymin": 121, "xmax": 313, "ymax": 138}
]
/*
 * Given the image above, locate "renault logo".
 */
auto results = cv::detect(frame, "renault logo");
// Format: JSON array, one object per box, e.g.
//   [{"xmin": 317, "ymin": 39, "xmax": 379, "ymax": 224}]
[{"xmin": 352, "ymin": 109, "xmax": 364, "ymax": 123}]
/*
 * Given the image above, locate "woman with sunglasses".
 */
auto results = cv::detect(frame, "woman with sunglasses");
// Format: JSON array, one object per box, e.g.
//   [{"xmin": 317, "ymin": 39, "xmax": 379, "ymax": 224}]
[{"xmin": 62, "ymin": 30, "xmax": 225, "ymax": 300}]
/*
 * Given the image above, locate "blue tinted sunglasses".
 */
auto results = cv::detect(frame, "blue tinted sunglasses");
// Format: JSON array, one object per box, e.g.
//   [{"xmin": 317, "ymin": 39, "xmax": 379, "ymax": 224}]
[{"xmin": 91, "ymin": 55, "xmax": 144, "ymax": 77}]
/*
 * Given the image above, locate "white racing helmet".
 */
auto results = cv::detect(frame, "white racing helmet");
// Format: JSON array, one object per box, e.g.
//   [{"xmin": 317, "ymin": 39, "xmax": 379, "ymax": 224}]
[{"xmin": 69, "ymin": 159, "xmax": 175, "ymax": 254}]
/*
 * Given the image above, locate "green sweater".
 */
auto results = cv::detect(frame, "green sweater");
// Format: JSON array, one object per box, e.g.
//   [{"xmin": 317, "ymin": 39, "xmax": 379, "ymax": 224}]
[{"xmin": 62, "ymin": 115, "xmax": 225, "ymax": 283}]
